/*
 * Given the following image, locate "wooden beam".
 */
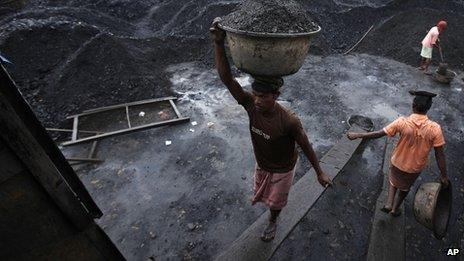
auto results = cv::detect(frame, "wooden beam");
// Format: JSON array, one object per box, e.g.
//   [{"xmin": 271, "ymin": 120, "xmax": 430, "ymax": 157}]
[
  {"xmin": 125, "ymin": 106, "xmax": 131, "ymax": 128},
  {"xmin": 82, "ymin": 223, "xmax": 126, "ymax": 260},
  {"xmin": 215, "ymin": 125, "xmax": 366, "ymax": 261},
  {"xmin": 61, "ymin": 117, "xmax": 190, "ymax": 146},
  {"xmin": 68, "ymin": 96, "xmax": 178, "ymax": 118},
  {"xmin": 66, "ymin": 157, "xmax": 104, "ymax": 163},
  {"xmin": 367, "ymin": 138, "xmax": 405, "ymax": 261},
  {"xmin": 87, "ymin": 141, "xmax": 98, "ymax": 159},
  {"xmin": 0, "ymin": 63, "xmax": 102, "ymax": 219},
  {"xmin": 46, "ymin": 128, "xmax": 102, "ymax": 135},
  {"xmin": 0, "ymin": 92, "xmax": 93, "ymax": 230},
  {"xmin": 72, "ymin": 116, "xmax": 79, "ymax": 142},
  {"xmin": 169, "ymin": 99, "xmax": 182, "ymax": 118}
]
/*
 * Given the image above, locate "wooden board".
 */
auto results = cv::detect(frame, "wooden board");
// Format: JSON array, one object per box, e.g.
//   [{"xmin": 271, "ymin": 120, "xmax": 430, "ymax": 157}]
[
  {"xmin": 0, "ymin": 64, "xmax": 102, "ymax": 218},
  {"xmin": 76, "ymin": 96, "xmax": 177, "ymax": 116},
  {"xmin": 367, "ymin": 138, "xmax": 405, "ymax": 261},
  {"xmin": 61, "ymin": 117, "xmax": 189, "ymax": 146},
  {"xmin": 0, "ymin": 92, "xmax": 93, "ymax": 230},
  {"xmin": 215, "ymin": 125, "xmax": 365, "ymax": 261},
  {"xmin": 62, "ymin": 97, "xmax": 189, "ymax": 146}
]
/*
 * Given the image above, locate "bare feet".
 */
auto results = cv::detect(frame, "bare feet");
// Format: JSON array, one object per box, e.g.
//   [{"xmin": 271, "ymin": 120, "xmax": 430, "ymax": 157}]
[
  {"xmin": 260, "ymin": 221, "xmax": 277, "ymax": 242},
  {"xmin": 380, "ymin": 205, "xmax": 392, "ymax": 213},
  {"xmin": 418, "ymin": 66, "xmax": 425, "ymax": 70},
  {"xmin": 424, "ymin": 70, "xmax": 432, "ymax": 75},
  {"xmin": 389, "ymin": 209, "xmax": 402, "ymax": 217}
]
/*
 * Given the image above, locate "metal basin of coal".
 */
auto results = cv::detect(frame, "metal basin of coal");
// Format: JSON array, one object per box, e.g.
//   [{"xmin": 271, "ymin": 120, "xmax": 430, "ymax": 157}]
[{"xmin": 219, "ymin": 24, "xmax": 321, "ymax": 77}]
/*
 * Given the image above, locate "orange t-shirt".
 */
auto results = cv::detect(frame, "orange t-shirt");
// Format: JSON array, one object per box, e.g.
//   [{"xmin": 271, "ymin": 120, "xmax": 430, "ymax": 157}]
[{"xmin": 383, "ymin": 114, "xmax": 445, "ymax": 173}]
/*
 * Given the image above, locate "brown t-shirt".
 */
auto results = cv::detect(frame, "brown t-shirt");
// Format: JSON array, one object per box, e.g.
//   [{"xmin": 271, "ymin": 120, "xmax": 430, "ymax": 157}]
[{"xmin": 239, "ymin": 91, "xmax": 303, "ymax": 173}]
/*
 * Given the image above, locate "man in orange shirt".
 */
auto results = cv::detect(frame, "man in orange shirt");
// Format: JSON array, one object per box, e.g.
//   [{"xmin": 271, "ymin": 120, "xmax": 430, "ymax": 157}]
[
  {"xmin": 347, "ymin": 90, "xmax": 450, "ymax": 216},
  {"xmin": 419, "ymin": 20, "xmax": 447, "ymax": 74}
]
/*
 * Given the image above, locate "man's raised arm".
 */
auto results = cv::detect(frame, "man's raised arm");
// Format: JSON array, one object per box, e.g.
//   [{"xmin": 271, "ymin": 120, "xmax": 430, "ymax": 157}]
[{"xmin": 210, "ymin": 18, "xmax": 248, "ymax": 104}]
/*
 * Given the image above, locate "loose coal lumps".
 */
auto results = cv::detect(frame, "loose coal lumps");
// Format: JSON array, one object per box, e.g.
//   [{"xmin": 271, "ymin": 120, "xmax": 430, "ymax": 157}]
[{"xmin": 221, "ymin": 0, "xmax": 319, "ymax": 33}]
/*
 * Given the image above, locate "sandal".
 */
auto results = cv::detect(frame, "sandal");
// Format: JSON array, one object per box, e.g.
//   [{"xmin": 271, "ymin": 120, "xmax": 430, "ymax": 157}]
[{"xmin": 260, "ymin": 222, "xmax": 277, "ymax": 242}]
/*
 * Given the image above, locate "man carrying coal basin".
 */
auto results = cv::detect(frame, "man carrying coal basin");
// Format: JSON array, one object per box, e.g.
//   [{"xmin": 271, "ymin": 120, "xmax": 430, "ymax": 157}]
[
  {"xmin": 210, "ymin": 18, "xmax": 332, "ymax": 242},
  {"xmin": 347, "ymin": 90, "xmax": 450, "ymax": 217},
  {"xmin": 419, "ymin": 20, "xmax": 447, "ymax": 75}
]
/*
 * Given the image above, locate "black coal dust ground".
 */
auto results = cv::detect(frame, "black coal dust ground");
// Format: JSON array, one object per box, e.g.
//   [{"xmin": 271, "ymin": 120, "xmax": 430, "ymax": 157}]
[
  {"xmin": 1, "ymin": 0, "xmax": 463, "ymax": 260},
  {"xmin": 65, "ymin": 55, "xmax": 463, "ymax": 260}
]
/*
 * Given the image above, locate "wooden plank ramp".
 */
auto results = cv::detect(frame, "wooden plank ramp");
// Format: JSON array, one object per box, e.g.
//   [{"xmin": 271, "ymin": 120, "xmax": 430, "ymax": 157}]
[
  {"xmin": 214, "ymin": 125, "xmax": 366, "ymax": 261},
  {"xmin": 367, "ymin": 138, "xmax": 405, "ymax": 261}
]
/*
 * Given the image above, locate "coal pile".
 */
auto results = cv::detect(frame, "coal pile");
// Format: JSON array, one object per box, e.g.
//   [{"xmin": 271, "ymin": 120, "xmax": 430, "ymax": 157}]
[
  {"xmin": 222, "ymin": 0, "xmax": 319, "ymax": 33},
  {"xmin": 357, "ymin": 7, "xmax": 464, "ymax": 69},
  {"xmin": 0, "ymin": 0, "xmax": 463, "ymax": 129},
  {"xmin": 0, "ymin": 1, "xmax": 212, "ymax": 127}
]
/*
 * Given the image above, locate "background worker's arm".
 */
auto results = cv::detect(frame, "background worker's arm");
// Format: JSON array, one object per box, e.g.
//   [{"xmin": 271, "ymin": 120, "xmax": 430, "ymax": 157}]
[
  {"xmin": 434, "ymin": 38, "xmax": 441, "ymax": 49},
  {"xmin": 294, "ymin": 128, "xmax": 333, "ymax": 187},
  {"xmin": 210, "ymin": 18, "xmax": 248, "ymax": 104},
  {"xmin": 347, "ymin": 130, "xmax": 387, "ymax": 140},
  {"xmin": 434, "ymin": 145, "xmax": 450, "ymax": 187}
]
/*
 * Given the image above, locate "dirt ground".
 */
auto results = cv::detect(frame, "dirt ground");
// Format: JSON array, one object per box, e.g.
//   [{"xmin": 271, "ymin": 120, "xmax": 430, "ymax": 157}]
[
  {"xmin": 62, "ymin": 54, "xmax": 464, "ymax": 260},
  {"xmin": 1, "ymin": 0, "xmax": 463, "ymax": 260}
]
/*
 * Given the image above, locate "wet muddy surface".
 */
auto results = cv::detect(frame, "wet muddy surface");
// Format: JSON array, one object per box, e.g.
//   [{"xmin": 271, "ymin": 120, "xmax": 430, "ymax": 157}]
[
  {"xmin": 271, "ymin": 140, "xmax": 385, "ymax": 261},
  {"xmin": 273, "ymin": 54, "xmax": 464, "ymax": 261},
  {"xmin": 63, "ymin": 54, "xmax": 463, "ymax": 260}
]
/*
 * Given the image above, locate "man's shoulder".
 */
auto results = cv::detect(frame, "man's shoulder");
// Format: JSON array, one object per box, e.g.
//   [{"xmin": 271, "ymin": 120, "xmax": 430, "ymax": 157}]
[
  {"xmin": 277, "ymin": 103, "xmax": 299, "ymax": 121},
  {"xmin": 276, "ymin": 104, "xmax": 303, "ymax": 134},
  {"xmin": 427, "ymin": 119, "xmax": 442, "ymax": 131},
  {"xmin": 386, "ymin": 116, "xmax": 408, "ymax": 131},
  {"xmin": 394, "ymin": 116, "xmax": 408, "ymax": 124}
]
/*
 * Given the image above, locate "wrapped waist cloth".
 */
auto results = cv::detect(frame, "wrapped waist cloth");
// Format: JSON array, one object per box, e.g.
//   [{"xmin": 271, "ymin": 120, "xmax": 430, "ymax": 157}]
[
  {"xmin": 252, "ymin": 165, "xmax": 295, "ymax": 210},
  {"xmin": 389, "ymin": 165, "xmax": 421, "ymax": 191}
]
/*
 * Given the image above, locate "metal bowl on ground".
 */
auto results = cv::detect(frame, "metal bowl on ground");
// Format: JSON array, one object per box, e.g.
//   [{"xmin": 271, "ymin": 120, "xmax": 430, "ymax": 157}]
[
  {"xmin": 433, "ymin": 70, "xmax": 457, "ymax": 84},
  {"xmin": 347, "ymin": 115, "xmax": 374, "ymax": 131},
  {"xmin": 413, "ymin": 182, "xmax": 452, "ymax": 239},
  {"xmin": 218, "ymin": 24, "xmax": 321, "ymax": 77}
]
